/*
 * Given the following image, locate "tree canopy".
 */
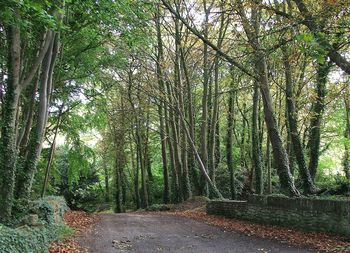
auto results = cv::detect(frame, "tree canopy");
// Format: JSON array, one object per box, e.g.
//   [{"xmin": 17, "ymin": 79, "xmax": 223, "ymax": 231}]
[{"xmin": 1, "ymin": 0, "xmax": 350, "ymax": 220}]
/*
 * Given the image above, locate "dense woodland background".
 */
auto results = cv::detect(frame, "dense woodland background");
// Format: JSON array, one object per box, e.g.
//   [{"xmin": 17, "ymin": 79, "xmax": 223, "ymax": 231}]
[{"xmin": 1, "ymin": 0, "xmax": 350, "ymax": 220}]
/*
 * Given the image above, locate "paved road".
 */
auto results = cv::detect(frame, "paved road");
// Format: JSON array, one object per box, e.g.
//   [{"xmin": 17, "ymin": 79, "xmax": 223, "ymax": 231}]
[{"xmin": 78, "ymin": 213, "xmax": 316, "ymax": 253}]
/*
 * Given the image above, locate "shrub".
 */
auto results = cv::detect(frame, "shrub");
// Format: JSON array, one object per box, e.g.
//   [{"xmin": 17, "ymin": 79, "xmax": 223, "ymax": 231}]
[
  {"xmin": 145, "ymin": 204, "xmax": 171, "ymax": 212},
  {"xmin": 30, "ymin": 196, "xmax": 68, "ymax": 224},
  {"xmin": 0, "ymin": 224, "xmax": 62, "ymax": 253},
  {"xmin": 0, "ymin": 196, "xmax": 69, "ymax": 253}
]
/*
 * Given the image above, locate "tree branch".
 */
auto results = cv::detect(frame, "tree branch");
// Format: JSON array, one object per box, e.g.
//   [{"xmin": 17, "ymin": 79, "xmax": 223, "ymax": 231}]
[{"xmin": 160, "ymin": 0, "xmax": 257, "ymax": 79}]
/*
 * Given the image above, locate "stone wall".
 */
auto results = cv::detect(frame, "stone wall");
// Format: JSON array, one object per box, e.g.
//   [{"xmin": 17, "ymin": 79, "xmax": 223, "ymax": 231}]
[{"xmin": 206, "ymin": 195, "xmax": 350, "ymax": 235}]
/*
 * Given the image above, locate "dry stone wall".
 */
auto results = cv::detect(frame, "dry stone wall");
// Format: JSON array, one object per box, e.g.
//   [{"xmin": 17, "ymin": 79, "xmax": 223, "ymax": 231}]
[{"xmin": 206, "ymin": 195, "xmax": 350, "ymax": 235}]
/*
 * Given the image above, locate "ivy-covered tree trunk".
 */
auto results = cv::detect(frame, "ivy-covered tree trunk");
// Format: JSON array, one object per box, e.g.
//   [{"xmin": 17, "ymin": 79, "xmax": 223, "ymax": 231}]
[
  {"xmin": 16, "ymin": 32, "xmax": 58, "ymax": 199},
  {"xmin": 252, "ymin": 81, "xmax": 264, "ymax": 195},
  {"xmin": 343, "ymin": 87, "xmax": 350, "ymax": 180},
  {"xmin": 308, "ymin": 63, "xmax": 330, "ymax": 181},
  {"xmin": 237, "ymin": 0, "xmax": 299, "ymax": 196},
  {"xmin": 0, "ymin": 26, "xmax": 21, "ymax": 221},
  {"xmin": 104, "ymin": 162, "xmax": 110, "ymax": 202},
  {"xmin": 226, "ymin": 77, "xmax": 237, "ymax": 199},
  {"xmin": 283, "ymin": 46, "xmax": 317, "ymax": 194}
]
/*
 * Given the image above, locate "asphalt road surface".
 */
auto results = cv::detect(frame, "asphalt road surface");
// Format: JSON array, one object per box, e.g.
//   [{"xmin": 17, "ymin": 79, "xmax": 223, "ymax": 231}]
[{"xmin": 78, "ymin": 213, "xmax": 316, "ymax": 253}]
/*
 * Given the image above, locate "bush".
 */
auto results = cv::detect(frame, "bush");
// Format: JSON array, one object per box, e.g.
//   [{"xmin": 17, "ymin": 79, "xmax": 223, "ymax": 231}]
[
  {"xmin": 0, "ymin": 196, "xmax": 69, "ymax": 253},
  {"xmin": 0, "ymin": 224, "xmax": 62, "ymax": 253},
  {"xmin": 145, "ymin": 204, "xmax": 171, "ymax": 212},
  {"xmin": 30, "ymin": 196, "xmax": 68, "ymax": 224}
]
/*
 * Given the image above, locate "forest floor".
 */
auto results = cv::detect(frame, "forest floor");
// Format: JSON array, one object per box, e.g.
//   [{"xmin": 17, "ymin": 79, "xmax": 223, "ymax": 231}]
[{"xmin": 50, "ymin": 199, "xmax": 350, "ymax": 253}]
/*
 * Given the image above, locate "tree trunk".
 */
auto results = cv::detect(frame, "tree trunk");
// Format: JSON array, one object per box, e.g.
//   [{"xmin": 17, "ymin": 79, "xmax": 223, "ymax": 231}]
[
  {"xmin": 0, "ymin": 25, "xmax": 21, "ymax": 220},
  {"xmin": 17, "ymin": 73, "xmax": 39, "ymax": 152},
  {"xmin": 155, "ymin": 4, "xmax": 170, "ymax": 204},
  {"xmin": 16, "ymin": 32, "xmax": 58, "ymax": 199},
  {"xmin": 208, "ymin": 10, "xmax": 226, "ymax": 196},
  {"xmin": 173, "ymin": 12, "xmax": 190, "ymax": 201},
  {"xmin": 199, "ymin": 1, "xmax": 211, "ymax": 197},
  {"xmin": 165, "ymin": 80, "xmax": 182, "ymax": 203},
  {"xmin": 252, "ymin": 81, "xmax": 264, "ymax": 195},
  {"xmin": 237, "ymin": 0, "xmax": 299, "ymax": 196},
  {"xmin": 104, "ymin": 161, "xmax": 110, "ymax": 202},
  {"xmin": 343, "ymin": 87, "xmax": 350, "ymax": 180},
  {"xmin": 308, "ymin": 63, "xmax": 330, "ymax": 181},
  {"xmin": 176, "ymin": 102, "xmax": 223, "ymax": 199},
  {"xmin": 226, "ymin": 76, "xmax": 237, "ymax": 199},
  {"xmin": 283, "ymin": 46, "xmax": 317, "ymax": 194},
  {"xmin": 41, "ymin": 106, "xmax": 63, "ymax": 197},
  {"xmin": 266, "ymin": 135, "xmax": 272, "ymax": 194},
  {"xmin": 180, "ymin": 46, "xmax": 199, "ymax": 196},
  {"xmin": 115, "ymin": 152, "xmax": 124, "ymax": 213},
  {"xmin": 130, "ymin": 139, "xmax": 140, "ymax": 209}
]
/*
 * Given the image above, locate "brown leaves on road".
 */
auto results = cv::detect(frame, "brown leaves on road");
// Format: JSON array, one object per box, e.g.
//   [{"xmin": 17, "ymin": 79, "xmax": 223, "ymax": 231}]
[
  {"xmin": 49, "ymin": 211, "xmax": 99, "ymax": 253},
  {"xmin": 168, "ymin": 207, "xmax": 350, "ymax": 253},
  {"xmin": 63, "ymin": 211, "xmax": 99, "ymax": 233}
]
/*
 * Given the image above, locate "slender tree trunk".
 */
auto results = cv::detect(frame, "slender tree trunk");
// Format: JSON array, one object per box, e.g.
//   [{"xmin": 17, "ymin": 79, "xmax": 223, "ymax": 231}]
[
  {"xmin": 155, "ymin": 5, "xmax": 170, "ymax": 204},
  {"xmin": 283, "ymin": 46, "xmax": 317, "ymax": 194},
  {"xmin": 135, "ymin": 107, "xmax": 148, "ymax": 208},
  {"xmin": 165, "ymin": 80, "xmax": 181, "ymax": 203},
  {"xmin": 173, "ymin": 13, "xmax": 189, "ymax": 201},
  {"xmin": 180, "ymin": 46, "xmax": 199, "ymax": 195},
  {"xmin": 226, "ymin": 76, "xmax": 237, "ymax": 199},
  {"xmin": 115, "ymin": 152, "xmax": 124, "ymax": 213},
  {"xmin": 199, "ymin": 1, "xmax": 211, "ymax": 196},
  {"xmin": 237, "ymin": 0, "xmax": 299, "ymax": 196},
  {"xmin": 104, "ymin": 162, "xmax": 110, "ymax": 202},
  {"xmin": 16, "ymin": 33, "xmax": 58, "ymax": 199},
  {"xmin": 208, "ymin": 52, "xmax": 220, "ymax": 198},
  {"xmin": 17, "ymin": 73, "xmax": 39, "ymax": 152},
  {"xmin": 175, "ymin": 101, "xmax": 223, "ymax": 199},
  {"xmin": 41, "ymin": 106, "xmax": 63, "ymax": 197},
  {"xmin": 130, "ymin": 139, "xmax": 140, "ymax": 209},
  {"xmin": 144, "ymin": 109, "xmax": 153, "ymax": 182},
  {"xmin": 266, "ymin": 135, "xmax": 272, "ymax": 194},
  {"xmin": 308, "ymin": 63, "xmax": 330, "ymax": 181},
  {"xmin": 252, "ymin": 81, "xmax": 264, "ymax": 195},
  {"xmin": 343, "ymin": 87, "xmax": 350, "ymax": 180},
  {"xmin": 115, "ymin": 99, "xmax": 126, "ymax": 213}
]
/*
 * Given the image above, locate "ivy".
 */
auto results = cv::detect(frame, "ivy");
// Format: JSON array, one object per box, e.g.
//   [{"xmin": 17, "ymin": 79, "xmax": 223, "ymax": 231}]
[{"xmin": 0, "ymin": 196, "xmax": 69, "ymax": 253}]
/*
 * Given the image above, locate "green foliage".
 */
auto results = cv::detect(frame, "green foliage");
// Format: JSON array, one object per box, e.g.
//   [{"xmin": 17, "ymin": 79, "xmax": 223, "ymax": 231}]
[
  {"xmin": 296, "ymin": 32, "xmax": 328, "ymax": 64},
  {"xmin": 30, "ymin": 196, "xmax": 68, "ymax": 224},
  {"xmin": 56, "ymin": 224, "xmax": 75, "ymax": 241},
  {"xmin": 0, "ymin": 224, "xmax": 61, "ymax": 253},
  {"xmin": 0, "ymin": 196, "xmax": 69, "ymax": 253},
  {"xmin": 48, "ymin": 145, "xmax": 103, "ymax": 210},
  {"xmin": 145, "ymin": 204, "xmax": 171, "ymax": 212}
]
